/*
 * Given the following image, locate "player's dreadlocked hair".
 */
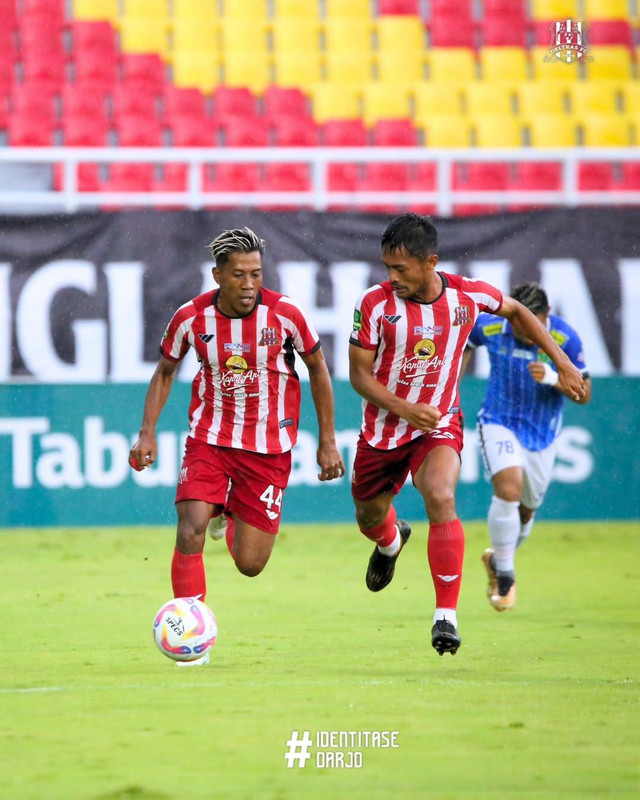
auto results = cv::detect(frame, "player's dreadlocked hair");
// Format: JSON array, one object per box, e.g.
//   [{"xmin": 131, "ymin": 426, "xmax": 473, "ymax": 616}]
[
  {"xmin": 206, "ymin": 227, "xmax": 266, "ymax": 267},
  {"xmin": 381, "ymin": 213, "xmax": 438, "ymax": 259},
  {"xmin": 511, "ymin": 283, "xmax": 550, "ymax": 315}
]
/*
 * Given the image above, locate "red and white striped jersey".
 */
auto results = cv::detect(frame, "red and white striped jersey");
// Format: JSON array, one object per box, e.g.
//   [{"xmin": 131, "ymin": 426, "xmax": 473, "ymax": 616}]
[
  {"xmin": 161, "ymin": 287, "xmax": 320, "ymax": 454},
  {"xmin": 349, "ymin": 272, "xmax": 503, "ymax": 449}
]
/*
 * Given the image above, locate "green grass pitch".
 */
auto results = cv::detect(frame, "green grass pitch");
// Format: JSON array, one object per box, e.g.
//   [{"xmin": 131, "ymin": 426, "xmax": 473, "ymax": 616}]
[{"xmin": 1, "ymin": 521, "xmax": 638, "ymax": 800}]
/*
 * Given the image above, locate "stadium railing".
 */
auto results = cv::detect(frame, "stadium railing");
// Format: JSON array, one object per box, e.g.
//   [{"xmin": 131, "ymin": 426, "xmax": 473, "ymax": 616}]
[{"xmin": 1, "ymin": 146, "xmax": 639, "ymax": 214}]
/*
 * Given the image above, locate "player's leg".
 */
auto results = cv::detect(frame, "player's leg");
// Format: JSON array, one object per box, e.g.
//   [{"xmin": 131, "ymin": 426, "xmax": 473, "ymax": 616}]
[
  {"xmin": 517, "ymin": 442, "xmax": 556, "ymax": 549},
  {"xmin": 413, "ymin": 443, "xmax": 463, "ymax": 655},
  {"xmin": 229, "ymin": 519, "xmax": 276, "ymax": 577},
  {"xmin": 351, "ymin": 436, "xmax": 413, "ymax": 592}
]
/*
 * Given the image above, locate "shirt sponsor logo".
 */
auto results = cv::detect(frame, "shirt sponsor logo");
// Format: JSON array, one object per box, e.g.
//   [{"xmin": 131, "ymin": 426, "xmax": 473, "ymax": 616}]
[
  {"xmin": 224, "ymin": 342, "xmax": 251, "ymax": 353},
  {"xmin": 413, "ymin": 325, "xmax": 443, "ymax": 336},
  {"xmin": 352, "ymin": 309, "xmax": 362, "ymax": 332},
  {"xmin": 279, "ymin": 417, "xmax": 294, "ymax": 429},
  {"xmin": 413, "ymin": 338, "xmax": 436, "ymax": 360}
]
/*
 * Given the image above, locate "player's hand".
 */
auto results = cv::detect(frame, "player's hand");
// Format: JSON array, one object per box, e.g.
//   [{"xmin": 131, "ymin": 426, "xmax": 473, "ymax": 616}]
[
  {"xmin": 401, "ymin": 402, "xmax": 441, "ymax": 432},
  {"xmin": 556, "ymin": 362, "xmax": 586, "ymax": 401},
  {"xmin": 129, "ymin": 434, "xmax": 156, "ymax": 471},
  {"xmin": 528, "ymin": 361, "xmax": 557, "ymax": 385},
  {"xmin": 316, "ymin": 442, "xmax": 346, "ymax": 482}
]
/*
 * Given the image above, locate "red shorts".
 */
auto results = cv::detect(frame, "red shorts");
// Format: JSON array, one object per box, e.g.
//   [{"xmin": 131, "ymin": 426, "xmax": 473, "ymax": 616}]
[
  {"xmin": 175, "ymin": 437, "xmax": 292, "ymax": 534},
  {"xmin": 351, "ymin": 418, "xmax": 464, "ymax": 502}
]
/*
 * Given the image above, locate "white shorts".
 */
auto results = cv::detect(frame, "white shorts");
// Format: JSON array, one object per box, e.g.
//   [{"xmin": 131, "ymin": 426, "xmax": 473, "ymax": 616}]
[{"xmin": 478, "ymin": 423, "xmax": 556, "ymax": 510}]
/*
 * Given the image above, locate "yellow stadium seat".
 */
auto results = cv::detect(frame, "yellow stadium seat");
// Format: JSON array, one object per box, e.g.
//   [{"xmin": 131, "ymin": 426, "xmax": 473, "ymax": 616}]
[
  {"xmin": 375, "ymin": 16, "xmax": 424, "ymax": 53},
  {"xmin": 324, "ymin": 18, "xmax": 373, "ymax": 54},
  {"xmin": 530, "ymin": 46, "xmax": 581, "ymax": 81},
  {"xmin": 273, "ymin": 51, "xmax": 323, "ymax": 89},
  {"xmin": 173, "ymin": 50, "xmax": 220, "ymax": 92},
  {"xmin": 583, "ymin": 0, "xmax": 630, "ymax": 19},
  {"xmin": 622, "ymin": 82, "xmax": 640, "ymax": 114},
  {"xmin": 428, "ymin": 49, "xmax": 476, "ymax": 82},
  {"xmin": 273, "ymin": 18, "xmax": 322, "ymax": 55},
  {"xmin": 413, "ymin": 83, "xmax": 464, "ymax": 118},
  {"xmin": 517, "ymin": 83, "xmax": 567, "ymax": 116},
  {"xmin": 527, "ymin": 115, "xmax": 578, "ymax": 147},
  {"xmin": 173, "ymin": 19, "xmax": 219, "ymax": 53},
  {"xmin": 223, "ymin": 50, "xmax": 271, "ymax": 92},
  {"xmin": 473, "ymin": 115, "xmax": 523, "ymax": 147},
  {"xmin": 361, "ymin": 82, "xmax": 412, "ymax": 125},
  {"xmin": 172, "ymin": 0, "xmax": 217, "ymax": 19},
  {"xmin": 479, "ymin": 47, "xmax": 529, "ymax": 83},
  {"xmin": 120, "ymin": 18, "xmax": 170, "ymax": 56},
  {"xmin": 586, "ymin": 47, "xmax": 633, "ymax": 81},
  {"xmin": 376, "ymin": 50, "xmax": 426, "ymax": 82},
  {"xmin": 122, "ymin": 0, "xmax": 167, "ymax": 16},
  {"xmin": 581, "ymin": 114, "xmax": 633, "ymax": 146},
  {"xmin": 311, "ymin": 83, "xmax": 361, "ymax": 121},
  {"xmin": 275, "ymin": 0, "xmax": 320, "ymax": 15},
  {"xmin": 326, "ymin": 0, "xmax": 372, "ymax": 18},
  {"xmin": 418, "ymin": 116, "xmax": 471, "ymax": 148},
  {"xmin": 73, "ymin": 0, "xmax": 118, "ymax": 22},
  {"xmin": 223, "ymin": 0, "xmax": 268, "ymax": 19},
  {"xmin": 569, "ymin": 82, "xmax": 621, "ymax": 115},
  {"xmin": 326, "ymin": 51, "xmax": 373, "ymax": 83},
  {"xmin": 220, "ymin": 20, "xmax": 269, "ymax": 53},
  {"xmin": 530, "ymin": 0, "xmax": 579, "ymax": 19},
  {"xmin": 464, "ymin": 84, "xmax": 516, "ymax": 116}
]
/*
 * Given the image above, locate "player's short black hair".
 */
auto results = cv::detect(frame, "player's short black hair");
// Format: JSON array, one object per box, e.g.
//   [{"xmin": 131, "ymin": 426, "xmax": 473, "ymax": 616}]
[
  {"xmin": 381, "ymin": 213, "xmax": 438, "ymax": 259},
  {"xmin": 511, "ymin": 283, "xmax": 550, "ymax": 315},
  {"xmin": 206, "ymin": 227, "xmax": 266, "ymax": 267}
]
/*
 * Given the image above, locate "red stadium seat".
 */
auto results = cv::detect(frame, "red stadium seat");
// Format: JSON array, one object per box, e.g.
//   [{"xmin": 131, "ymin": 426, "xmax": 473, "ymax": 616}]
[
  {"xmin": 453, "ymin": 204, "xmax": 501, "ymax": 216},
  {"xmin": 112, "ymin": 82, "xmax": 159, "ymax": 119},
  {"xmin": 328, "ymin": 163, "xmax": 360, "ymax": 190},
  {"xmin": 22, "ymin": 51, "xmax": 66, "ymax": 92},
  {"xmin": 620, "ymin": 162, "xmax": 640, "ymax": 190},
  {"xmin": 101, "ymin": 163, "xmax": 155, "ymax": 191},
  {"xmin": 8, "ymin": 114, "xmax": 55, "ymax": 145},
  {"xmin": 222, "ymin": 116, "xmax": 269, "ymax": 146},
  {"xmin": 409, "ymin": 162, "xmax": 437, "ymax": 188},
  {"xmin": 481, "ymin": 17, "xmax": 527, "ymax": 47},
  {"xmin": 11, "ymin": 84, "xmax": 56, "ymax": 129},
  {"xmin": 358, "ymin": 162, "xmax": 410, "ymax": 213},
  {"xmin": 483, "ymin": 0, "xmax": 527, "ymax": 20},
  {"xmin": 70, "ymin": 20, "xmax": 118, "ymax": 62},
  {"xmin": 0, "ymin": 53, "xmax": 17, "ymax": 97},
  {"xmin": 430, "ymin": 0, "xmax": 472, "ymax": 21},
  {"xmin": 323, "ymin": 119, "xmax": 368, "ymax": 146},
  {"xmin": 164, "ymin": 86, "xmax": 208, "ymax": 119},
  {"xmin": 578, "ymin": 162, "xmax": 615, "ymax": 190},
  {"xmin": 263, "ymin": 86, "xmax": 309, "ymax": 120},
  {"xmin": 23, "ymin": 0, "xmax": 66, "ymax": 24},
  {"xmin": 0, "ymin": 0, "xmax": 18, "ymax": 30},
  {"xmin": 371, "ymin": 118, "xmax": 418, "ymax": 146},
  {"xmin": 213, "ymin": 86, "xmax": 257, "ymax": 122},
  {"xmin": 61, "ymin": 82, "xmax": 108, "ymax": 122},
  {"xmin": 18, "ymin": 17, "xmax": 66, "ymax": 60},
  {"xmin": 62, "ymin": 114, "xmax": 109, "ymax": 145},
  {"xmin": 378, "ymin": 0, "xmax": 420, "ymax": 14},
  {"xmin": 204, "ymin": 164, "xmax": 262, "ymax": 207},
  {"xmin": 453, "ymin": 162, "xmax": 511, "ymax": 190},
  {"xmin": 53, "ymin": 163, "xmax": 102, "ymax": 192},
  {"xmin": 152, "ymin": 164, "xmax": 189, "ymax": 192},
  {"xmin": 120, "ymin": 53, "xmax": 166, "ymax": 94},
  {"xmin": 429, "ymin": 18, "xmax": 475, "ymax": 48},
  {"xmin": 261, "ymin": 163, "xmax": 311, "ymax": 190},
  {"xmin": 511, "ymin": 162, "xmax": 562, "ymax": 190},
  {"xmin": 0, "ymin": 92, "xmax": 9, "ymax": 128},
  {"xmin": 588, "ymin": 21, "xmax": 634, "ymax": 48},
  {"xmin": 73, "ymin": 48, "xmax": 118, "ymax": 92},
  {"xmin": 169, "ymin": 114, "xmax": 217, "ymax": 146},
  {"xmin": 115, "ymin": 114, "xmax": 163, "ymax": 146},
  {"xmin": 271, "ymin": 116, "xmax": 319, "ymax": 146}
]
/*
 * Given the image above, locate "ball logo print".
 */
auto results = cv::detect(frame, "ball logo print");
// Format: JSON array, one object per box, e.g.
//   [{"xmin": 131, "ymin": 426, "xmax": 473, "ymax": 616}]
[{"xmin": 153, "ymin": 597, "xmax": 217, "ymax": 663}]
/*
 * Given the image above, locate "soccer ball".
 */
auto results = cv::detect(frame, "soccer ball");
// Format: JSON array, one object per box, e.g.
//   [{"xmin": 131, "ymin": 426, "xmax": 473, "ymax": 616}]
[{"xmin": 153, "ymin": 597, "xmax": 217, "ymax": 662}]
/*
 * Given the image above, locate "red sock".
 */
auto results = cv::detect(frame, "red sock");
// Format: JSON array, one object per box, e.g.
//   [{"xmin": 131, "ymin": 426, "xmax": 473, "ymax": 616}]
[
  {"xmin": 427, "ymin": 518, "xmax": 465, "ymax": 609},
  {"xmin": 171, "ymin": 548, "xmax": 206, "ymax": 601},
  {"xmin": 358, "ymin": 506, "xmax": 397, "ymax": 548},
  {"xmin": 225, "ymin": 516, "xmax": 236, "ymax": 561}
]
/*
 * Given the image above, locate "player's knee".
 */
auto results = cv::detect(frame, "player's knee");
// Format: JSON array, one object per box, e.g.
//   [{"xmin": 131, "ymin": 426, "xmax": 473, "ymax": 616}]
[
  {"xmin": 494, "ymin": 480, "xmax": 522, "ymax": 503},
  {"xmin": 176, "ymin": 524, "xmax": 205, "ymax": 554},
  {"xmin": 424, "ymin": 485, "xmax": 456, "ymax": 519},
  {"xmin": 235, "ymin": 559, "xmax": 265, "ymax": 578},
  {"xmin": 355, "ymin": 506, "xmax": 386, "ymax": 530}
]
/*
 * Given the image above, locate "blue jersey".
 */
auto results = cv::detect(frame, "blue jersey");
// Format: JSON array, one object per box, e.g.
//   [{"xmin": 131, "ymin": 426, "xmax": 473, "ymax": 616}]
[{"xmin": 467, "ymin": 313, "xmax": 588, "ymax": 451}]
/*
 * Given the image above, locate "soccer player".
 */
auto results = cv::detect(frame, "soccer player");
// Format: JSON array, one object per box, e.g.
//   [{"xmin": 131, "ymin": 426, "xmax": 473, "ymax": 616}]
[
  {"xmin": 348, "ymin": 214, "xmax": 586, "ymax": 657},
  {"xmin": 462, "ymin": 282, "xmax": 591, "ymax": 612},
  {"xmin": 130, "ymin": 227, "xmax": 345, "ymax": 664}
]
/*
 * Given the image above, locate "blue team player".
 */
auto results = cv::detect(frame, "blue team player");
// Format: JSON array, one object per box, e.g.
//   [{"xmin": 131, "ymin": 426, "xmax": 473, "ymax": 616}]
[{"xmin": 462, "ymin": 283, "xmax": 591, "ymax": 611}]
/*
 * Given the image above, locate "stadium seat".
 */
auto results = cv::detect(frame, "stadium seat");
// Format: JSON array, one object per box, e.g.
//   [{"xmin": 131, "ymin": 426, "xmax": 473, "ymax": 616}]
[
  {"xmin": 327, "ymin": 163, "xmax": 360, "ymax": 190},
  {"xmin": 263, "ymin": 86, "xmax": 309, "ymax": 120},
  {"xmin": 222, "ymin": 116, "xmax": 269, "ymax": 146},
  {"xmin": 413, "ymin": 83, "xmax": 463, "ymax": 119},
  {"xmin": 172, "ymin": 51, "xmax": 220, "ymax": 92},
  {"xmin": 326, "ymin": 51, "xmax": 373, "ymax": 84},
  {"xmin": 61, "ymin": 83, "xmax": 108, "ymax": 125},
  {"xmin": 273, "ymin": 51, "xmax": 323, "ymax": 90},
  {"xmin": 586, "ymin": 47, "xmax": 634, "ymax": 81},
  {"xmin": 116, "ymin": 114, "xmax": 164, "ymax": 146},
  {"xmin": 362, "ymin": 82, "xmax": 412, "ymax": 125},
  {"xmin": 483, "ymin": 0, "xmax": 527, "ymax": 23},
  {"xmin": 19, "ymin": 18, "xmax": 65, "ymax": 62},
  {"xmin": 376, "ymin": 16, "xmax": 425, "ymax": 52},
  {"xmin": 152, "ymin": 164, "xmax": 189, "ymax": 193},
  {"xmin": 371, "ymin": 118, "xmax": 418, "ymax": 146},
  {"xmin": 481, "ymin": 17, "xmax": 527, "ymax": 47},
  {"xmin": 223, "ymin": 51, "xmax": 271, "ymax": 92},
  {"xmin": 164, "ymin": 85, "xmax": 208, "ymax": 119},
  {"xmin": 577, "ymin": 162, "xmax": 615, "ymax": 191},
  {"xmin": 101, "ymin": 163, "xmax": 155, "ymax": 193},
  {"xmin": 72, "ymin": 0, "xmax": 119, "ymax": 22},
  {"xmin": 274, "ymin": 0, "xmax": 318, "ymax": 15},
  {"xmin": 324, "ymin": 18, "xmax": 372, "ymax": 54},
  {"xmin": 120, "ymin": 18, "xmax": 170, "ymax": 58},
  {"xmin": 120, "ymin": 54, "xmax": 166, "ymax": 94},
  {"xmin": 377, "ymin": 50, "xmax": 426, "ymax": 83},
  {"xmin": 583, "ymin": 0, "xmax": 630, "ymax": 19},
  {"xmin": 581, "ymin": 115, "xmax": 633, "ymax": 146},
  {"xmin": 11, "ymin": 85, "xmax": 56, "ymax": 131},
  {"xmin": 112, "ymin": 82, "xmax": 159, "ymax": 119},
  {"xmin": 223, "ymin": 0, "xmax": 268, "ymax": 19},
  {"xmin": 517, "ymin": 83, "xmax": 567, "ymax": 116},
  {"xmin": 510, "ymin": 162, "xmax": 562, "ymax": 190},
  {"xmin": 272, "ymin": 18, "xmax": 321, "ymax": 55},
  {"xmin": 620, "ymin": 162, "xmax": 640, "ymax": 190},
  {"xmin": 378, "ymin": 0, "xmax": 420, "ymax": 14},
  {"xmin": 430, "ymin": 0, "xmax": 472, "ymax": 20},
  {"xmin": 172, "ymin": 18, "xmax": 219, "ymax": 53},
  {"xmin": 407, "ymin": 163, "xmax": 437, "ymax": 215},
  {"xmin": 569, "ymin": 83, "xmax": 620, "ymax": 115},
  {"xmin": 529, "ymin": 0, "xmax": 579, "ymax": 19},
  {"xmin": 479, "ymin": 48, "xmax": 529, "ymax": 82},
  {"xmin": 464, "ymin": 84, "xmax": 515, "ymax": 116},
  {"xmin": 322, "ymin": 118, "xmax": 368, "ymax": 146},
  {"xmin": 172, "ymin": 0, "xmax": 218, "ymax": 19},
  {"xmin": 588, "ymin": 20, "xmax": 634, "ymax": 48},
  {"xmin": 271, "ymin": 116, "xmax": 319, "ymax": 146},
  {"xmin": 260, "ymin": 163, "xmax": 311, "ymax": 192},
  {"xmin": 529, "ymin": 46, "xmax": 582, "ymax": 82},
  {"xmin": 122, "ymin": 0, "xmax": 166, "ymax": 17},
  {"xmin": 527, "ymin": 115, "xmax": 578, "ymax": 147},
  {"xmin": 358, "ymin": 163, "xmax": 411, "ymax": 214},
  {"xmin": 62, "ymin": 114, "xmax": 109, "ymax": 146},
  {"xmin": 70, "ymin": 21, "xmax": 118, "ymax": 62},
  {"xmin": 473, "ymin": 115, "xmax": 523, "ymax": 147},
  {"xmin": 429, "ymin": 17, "xmax": 475, "ymax": 48},
  {"xmin": 419, "ymin": 116, "xmax": 471, "ymax": 147},
  {"xmin": 428, "ymin": 49, "xmax": 476, "ymax": 82},
  {"xmin": 53, "ymin": 163, "xmax": 102, "ymax": 192},
  {"xmin": 205, "ymin": 163, "xmax": 261, "ymax": 199},
  {"xmin": 325, "ymin": 0, "xmax": 371, "ymax": 18},
  {"xmin": 213, "ymin": 85, "xmax": 257, "ymax": 120},
  {"xmin": 622, "ymin": 82, "xmax": 640, "ymax": 114},
  {"xmin": 453, "ymin": 162, "xmax": 511, "ymax": 191},
  {"xmin": 311, "ymin": 83, "xmax": 360, "ymax": 122},
  {"xmin": 73, "ymin": 48, "xmax": 119, "ymax": 92},
  {"xmin": 21, "ymin": 52, "xmax": 66, "ymax": 93},
  {"xmin": 8, "ymin": 114, "xmax": 55, "ymax": 145},
  {"xmin": 169, "ymin": 114, "xmax": 217, "ymax": 146},
  {"xmin": 220, "ymin": 20, "xmax": 269, "ymax": 53}
]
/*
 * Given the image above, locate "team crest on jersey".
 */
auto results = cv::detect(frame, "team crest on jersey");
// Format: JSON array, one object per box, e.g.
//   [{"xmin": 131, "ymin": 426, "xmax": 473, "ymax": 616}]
[
  {"xmin": 414, "ymin": 325, "xmax": 443, "ymax": 337},
  {"xmin": 198, "ymin": 333, "xmax": 215, "ymax": 343},
  {"xmin": 453, "ymin": 306, "xmax": 471, "ymax": 326},
  {"xmin": 384, "ymin": 314, "xmax": 401, "ymax": 324},
  {"xmin": 259, "ymin": 327, "xmax": 280, "ymax": 346},
  {"xmin": 413, "ymin": 339, "xmax": 436, "ymax": 360}
]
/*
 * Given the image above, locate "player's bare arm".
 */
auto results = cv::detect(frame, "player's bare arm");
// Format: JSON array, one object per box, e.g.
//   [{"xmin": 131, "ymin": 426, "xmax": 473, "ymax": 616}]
[
  {"xmin": 301, "ymin": 347, "xmax": 346, "ymax": 482},
  {"xmin": 129, "ymin": 356, "xmax": 180, "ymax": 470},
  {"xmin": 498, "ymin": 296, "xmax": 586, "ymax": 401},
  {"xmin": 459, "ymin": 347, "xmax": 473, "ymax": 380},
  {"xmin": 528, "ymin": 361, "xmax": 592, "ymax": 405},
  {"xmin": 349, "ymin": 343, "xmax": 441, "ymax": 431}
]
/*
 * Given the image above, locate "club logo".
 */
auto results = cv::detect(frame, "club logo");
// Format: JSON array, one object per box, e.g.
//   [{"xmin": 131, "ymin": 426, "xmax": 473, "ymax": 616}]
[
  {"xmin": 259, "ymin": 327, "xmax": 280, "ymax": 346},
  {"xmin": 453, "ymin": 306, "xmax": 471, "ymax": 326},
  {"xmin": 544, "ymin": 19, "xmax": 591, "ymax": 64},
  {"xmin": 413, "ymin": 338, "xmax": 436, "ymax": 360}
]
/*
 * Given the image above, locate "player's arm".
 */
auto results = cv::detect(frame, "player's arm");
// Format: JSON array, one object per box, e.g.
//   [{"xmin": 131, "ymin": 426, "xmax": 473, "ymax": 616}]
[
  {"xmin": 528, "ymin": 361, "xmax": 592, "ymax": 404},
  {"xmin": 349, "ymin": 344, "xmax": 441, "ymax": 431},
  {"xmin": 300, "ymin": 346, "xmax": 346, "ymax": 482},
  {"xmin": 459, "ymin": 346, "xmax": 474, "ymax": 380},
  {"xmin": 129, "ymin": 356, "xmax": 181, "ymax": 470},
  {"xmin": 497, "ymin": 296, "xmax": 586, "ymax": 401}
]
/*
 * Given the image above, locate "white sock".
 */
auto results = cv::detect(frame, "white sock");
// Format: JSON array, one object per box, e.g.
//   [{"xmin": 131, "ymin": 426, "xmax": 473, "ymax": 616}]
[
  {"xmin": 517, "ymin": 516, "xmax": 535, "ymax": 549},
  {"xmin": 433, "ymin": 608, "xmax": 457, "ymax": 627},
  {"xmin": 377, "ymin": 529, "xmax": 401, "ymax": 557},
  {"xmin": 488, "ymin": 496, "xmax": 520, "ymax": 573}
]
